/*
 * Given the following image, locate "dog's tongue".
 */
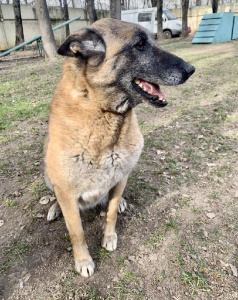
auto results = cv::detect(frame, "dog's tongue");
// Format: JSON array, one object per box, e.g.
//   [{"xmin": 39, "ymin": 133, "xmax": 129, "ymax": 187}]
[{"xmin": 140, "ymin": 79, "xmax": 166, "ymax": 99}]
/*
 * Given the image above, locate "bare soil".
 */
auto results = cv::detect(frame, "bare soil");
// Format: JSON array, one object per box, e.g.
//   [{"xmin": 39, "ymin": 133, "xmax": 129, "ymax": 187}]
[{"xmin": 0, "ymin": 39, "xmax": 237, "ymax": 300}]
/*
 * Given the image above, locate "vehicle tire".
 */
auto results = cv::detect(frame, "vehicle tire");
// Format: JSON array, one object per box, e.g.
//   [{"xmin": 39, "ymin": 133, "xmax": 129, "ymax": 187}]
[{"xmin": 163, "ymin": 30, "xmax": 172, "ymax": 39}]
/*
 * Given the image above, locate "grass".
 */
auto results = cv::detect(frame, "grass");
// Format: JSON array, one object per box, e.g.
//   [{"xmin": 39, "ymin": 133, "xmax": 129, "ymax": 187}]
[
  {"xmin": 0, "ymin": 58, "xmax": 61, "ymax": 131},
  {"xmin": 181, "ymin": 271, "xmax": 210, "ymax": 295},
  {"xmin": 6, "ymin": 199, "xmax": 16, "ymax": 207},
  {"xmin": 1, "ymin": 39, "xmax": 238, "ymax": 299},
  {"xmin": 96, "ymin": 248, "xmax": 112, "ymax": 262},
  {"xmin": 0, "ymin": 238, "xmax": 30, "ymax": 272}
]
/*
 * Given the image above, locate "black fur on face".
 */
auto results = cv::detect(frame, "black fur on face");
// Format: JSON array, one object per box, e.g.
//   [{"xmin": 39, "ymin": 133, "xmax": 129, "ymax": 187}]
[
  {"xmin": 112, "ymin": 29, "xmax": 195, "ymax": 110},
  {"xmin": 58, "ymin": 19, "xmax": 195, "ymax": 114}
]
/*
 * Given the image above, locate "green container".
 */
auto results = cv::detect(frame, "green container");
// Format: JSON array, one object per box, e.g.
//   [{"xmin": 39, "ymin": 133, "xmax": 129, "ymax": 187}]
[
  {"xmin": 232, "ymin": 16, "xmax": 238, "ymax": 40},
  {"xmin": 192, "ymin": 12, "xmax": 234, "ymax": 44}
]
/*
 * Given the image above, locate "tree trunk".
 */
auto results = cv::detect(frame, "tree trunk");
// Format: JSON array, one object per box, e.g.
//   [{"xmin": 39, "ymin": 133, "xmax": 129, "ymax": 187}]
[
  {"xmin": 151, "ymin": 0, "xmax": 157, "ymax": 7},
  {"xmin": 211, "ymin": 0, "xmax": 219, "ymax": 13},
  {"xmin": 13, "ymin": 0, "xmax": 24, "ymax": 46},
  {"xmin": 86, "ymin": 0, "xmax": 98, "ymax": 24},
  {"xmin": 195, "ymin": 0, "xmax": 201, "ymax": 5},
  {"xmin": 63, "ymin": 0, "xmax": 70, "ymax": 37},
  {"xmin": 110, "ymin": 0, "xmax": 121, "ymax": 20},
  {"xmin": 35, "ymin": 0, "xmax": 57, "ymax": 61},
  {"xmin": 181, "ymin": 0, "xmax": 189, "ymax": 38},
  {"xmin": 157, "ymin": 0, "xmax": 163, "ymax": 40}
]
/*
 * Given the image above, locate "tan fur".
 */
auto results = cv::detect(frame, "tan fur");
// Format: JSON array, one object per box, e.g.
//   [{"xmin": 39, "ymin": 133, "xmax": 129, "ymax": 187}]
[
  {"xmin": 44, "ymin": 18, "xmax": 195, "ymax": 277},
  {"xmin": 44, "ymin": 28, "xmax": 144, "ymax": 277}
]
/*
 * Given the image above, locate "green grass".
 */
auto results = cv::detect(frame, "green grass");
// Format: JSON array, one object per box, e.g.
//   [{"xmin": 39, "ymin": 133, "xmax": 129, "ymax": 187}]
[
  {"xmin": 0, "ymin": 59, "xmax": 61, "ymax": 131},
  {"xmin": 0, "ymin": 239, "xmax": 30, "ymax": 272},
  {"xmin": 96, "ymin": 248, "xmax": 112, "ymax": 262},
  {"xmin": 181, "ymin": 271, "xmax": 210, "ymax": 295},
  {"xmin": 1, "ymin": 39, "xmax": 238, "ymax": 299},
  {"xmin": 6, "ymin": 199, "xmax": 16, "ymax": 207}
]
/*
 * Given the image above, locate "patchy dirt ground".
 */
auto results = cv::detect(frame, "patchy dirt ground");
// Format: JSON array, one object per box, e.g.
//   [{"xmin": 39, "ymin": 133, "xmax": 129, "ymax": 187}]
[{"xmin": 0, "ymin": 38, "xmax": 238, "ymax": 300}]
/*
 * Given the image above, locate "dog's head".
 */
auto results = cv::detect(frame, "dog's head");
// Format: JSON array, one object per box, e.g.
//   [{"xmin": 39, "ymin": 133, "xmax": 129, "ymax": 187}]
[{"xmin": 58, "ymin": 18, "xmax": 195, "ymax": 113}]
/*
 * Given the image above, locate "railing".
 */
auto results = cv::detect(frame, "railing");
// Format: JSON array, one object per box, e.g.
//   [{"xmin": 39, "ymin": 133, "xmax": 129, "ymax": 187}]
[{"xmin": 0, "ymin": 17, "xmax": 80, "ymax": 58}]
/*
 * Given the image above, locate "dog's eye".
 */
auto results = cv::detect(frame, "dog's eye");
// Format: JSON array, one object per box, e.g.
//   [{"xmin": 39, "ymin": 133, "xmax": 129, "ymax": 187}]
[{"xmin": 134, "ymin": 39, "xmax": 147, "ymax": 51}]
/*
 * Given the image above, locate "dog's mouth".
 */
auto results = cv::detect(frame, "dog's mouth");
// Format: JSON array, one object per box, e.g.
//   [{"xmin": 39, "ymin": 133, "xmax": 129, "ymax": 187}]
[{"xmin": 132, "ymin": 78, "xmax": 168, "ymax": 107}]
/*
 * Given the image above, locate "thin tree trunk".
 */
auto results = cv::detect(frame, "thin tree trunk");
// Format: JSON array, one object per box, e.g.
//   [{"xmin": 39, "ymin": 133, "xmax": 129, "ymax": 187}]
[
  {"xmin": 211, "ymin": 0, "xmax": 219, "ymax": 13},
  {"xmin": 86, "ymin": 0, "xmax": 98, "ymax": 24},
  {"xmin": 181, "ymin": 0, "xmax": 189, "ymax": 38},
  {"xmin": 63, "ymin": 0, "xmax": 70, "ymax": 37},
  {"xmin": 13, "ymin": 0, "xmax": 24, "ymax": 46},
  {"xmin": 157, "ymin": 0, "xmax": 163, "ymax": 40},
  {"xmin": 151, "ymin": 0, "xmax": 157, "ymax": 7},
  {"xmin": 35, "ymin": 0, "xmax": 57, "ymax": 61},
  {"xmin": 110, "ymin": 0, "xmax": 121, "ymax": 20}
]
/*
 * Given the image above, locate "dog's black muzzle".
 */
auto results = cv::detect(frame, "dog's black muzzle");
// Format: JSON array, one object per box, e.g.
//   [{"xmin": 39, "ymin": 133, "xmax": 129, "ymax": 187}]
[{"xmin": 183, "ymin": 62, "xmax": 196, "ymax": 80}]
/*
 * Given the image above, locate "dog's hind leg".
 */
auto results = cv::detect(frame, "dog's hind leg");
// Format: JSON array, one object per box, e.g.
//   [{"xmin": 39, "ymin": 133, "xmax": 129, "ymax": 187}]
[
  {"xmin": 47, "ymin": 202, "xmax": 62, "ymax": 221},
  {"xmin": 102, "ymin": 175, "xmax": 128, "ymax": 251},
  {"xmin": 118, "ymin": 197, "xmax": 127, "ymax": 214},
  {"xmin": 54, "ymin": 185, "xmax": 95, "ymax": 277}
]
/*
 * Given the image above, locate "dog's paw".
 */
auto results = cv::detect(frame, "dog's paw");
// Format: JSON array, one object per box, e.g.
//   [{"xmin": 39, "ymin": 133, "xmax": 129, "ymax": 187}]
[
  {"xmin": 102, "ymin": 233, "xmax": 117, "ymax": 251},
  {"xmin": 47, "ymin": 202, "xmax": 62, "ymax": 221},
  {"xmin": 118, "ymin": 197, "xmax": 127, "ymax": 214},
  {"xmin": 75, "ymin": 259, "xmax": 95, "ymax": 277}
]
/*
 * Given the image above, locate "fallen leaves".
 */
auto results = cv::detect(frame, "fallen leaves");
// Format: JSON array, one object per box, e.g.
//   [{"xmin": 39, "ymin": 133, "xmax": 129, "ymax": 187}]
[
  {"xmin": 0, "ymin": 220, "xmax": 4, "ymax": 227},
  {"xmin": 36, "ymin": 213, "xmax": 45, "ymax": 218},
  {"xmin": 39, "ymin": 195, "xmax": 50, "ymax": 205},
  {"xmin": 206, "ymin": 163, "xmax": 217, "ymax": 167},
  {"xmin": 230, "ymin": 264, "xmax": 238, "ymax": 277},
  {"xmin": 39, "ymin": 195, "xmax": 56, "ymax": 205},
  {"xmin": 206, "ymin": 213, "xmax": 216, "ymax": 219}
]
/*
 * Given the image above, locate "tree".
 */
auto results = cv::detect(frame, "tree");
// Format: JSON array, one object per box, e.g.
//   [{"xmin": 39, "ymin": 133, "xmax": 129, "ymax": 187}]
[
  {"xmin": 35, "ymin": 0, "xmax": 57, "ymax": 61},
  {"xmin": 151, "ymin": 0, "xmax": 157, "ymax": 6},
  {"xmin": 86, "ymin": 0, "xmax": 98, "ymax": 24},
  {"xmin": 157, "ymin": 0, "xmax": 163, "ymax": 40},
  {"xmin": 211, "ymin": 0, "xmax": 219, "ymax": 13},
  {"xmin": 110, "ymin": 0, "xmax": 121, "ymax": 20},
  {"xmin": 181, "ymin": 0, "xmax": 189, "ymax": 38},
  {"xmin": 13, "ymin": 0, "xmax": 24, "ymax": 46},
  {"xmin": 63, "ymin": 0, "xmax": 70, "ymax": 37}
]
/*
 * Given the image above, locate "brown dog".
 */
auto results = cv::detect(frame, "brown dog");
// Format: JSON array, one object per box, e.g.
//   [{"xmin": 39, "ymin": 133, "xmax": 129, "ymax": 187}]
[{"xmin": 44, "ymin": 18, "xmax": 195, "ymax": 277}]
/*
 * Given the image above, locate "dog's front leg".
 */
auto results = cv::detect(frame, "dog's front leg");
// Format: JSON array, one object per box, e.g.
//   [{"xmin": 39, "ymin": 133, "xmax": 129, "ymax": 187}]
[
  {"xmin": 54, "ymin": 186, "xmax": 95, "ymax": 277},
  {"xmin": 102, "ymin": 175, "xmax": 128, "ymax": 251}
]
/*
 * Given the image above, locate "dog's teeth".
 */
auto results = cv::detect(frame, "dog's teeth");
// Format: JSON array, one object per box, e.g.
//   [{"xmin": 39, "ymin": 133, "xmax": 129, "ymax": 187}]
[
  {"xmin": 139, "ymin": 83, "xmax": 143, "ymax": 88},
  {"xmin": 159, "ymin": 97, "xmax": 164, "ymax": 100}
]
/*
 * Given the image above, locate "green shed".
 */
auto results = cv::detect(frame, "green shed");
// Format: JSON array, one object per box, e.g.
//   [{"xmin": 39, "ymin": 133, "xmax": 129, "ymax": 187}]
[{"xmin": 192, "ymin": 12, "xmax": 234, "ymax": 44}]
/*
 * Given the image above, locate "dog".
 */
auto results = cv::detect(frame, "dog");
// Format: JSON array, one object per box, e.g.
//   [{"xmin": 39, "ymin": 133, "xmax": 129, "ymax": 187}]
[{"xmin": 44, "ymin": 18, "xmax": 195, "ymax": 277}]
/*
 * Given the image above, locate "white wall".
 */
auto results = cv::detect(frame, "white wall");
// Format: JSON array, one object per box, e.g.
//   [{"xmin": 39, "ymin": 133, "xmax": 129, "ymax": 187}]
[{"xmin": 0, "ymin": 4, "xmax": 104, "ymax": 50}]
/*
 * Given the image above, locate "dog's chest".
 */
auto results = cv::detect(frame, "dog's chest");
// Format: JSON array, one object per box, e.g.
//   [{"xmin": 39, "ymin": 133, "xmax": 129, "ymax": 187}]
[{"xmin": 70, "ymin": 137, "xmax": 143, "ymax": 206}]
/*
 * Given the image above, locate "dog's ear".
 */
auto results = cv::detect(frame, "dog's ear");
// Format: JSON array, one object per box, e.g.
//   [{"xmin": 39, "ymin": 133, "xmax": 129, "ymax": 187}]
[{"xmin": 57, "ymin": 28, "xmax": 105, "ymax": 66}]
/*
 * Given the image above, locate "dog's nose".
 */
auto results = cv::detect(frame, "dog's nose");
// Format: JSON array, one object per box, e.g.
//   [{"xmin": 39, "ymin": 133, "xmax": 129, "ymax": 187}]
[{"xmin": 184, "ymin": 63, "xmax": 195, "ymax": 78}]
